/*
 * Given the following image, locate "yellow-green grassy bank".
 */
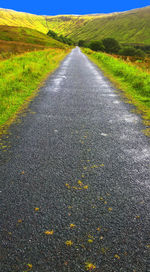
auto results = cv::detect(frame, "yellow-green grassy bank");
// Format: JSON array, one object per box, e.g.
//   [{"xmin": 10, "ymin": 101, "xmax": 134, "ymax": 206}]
[
  {"xmin": 0, "ymin": 48, "xmax": 70, "ymax": 134},
  {"xmin": 83, "ymin": 48, "xmax": 150, "ymax": 136}
]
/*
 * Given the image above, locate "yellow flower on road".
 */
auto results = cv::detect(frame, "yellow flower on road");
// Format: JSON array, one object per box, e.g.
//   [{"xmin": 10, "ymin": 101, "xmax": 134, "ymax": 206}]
[
  {"xmin": 70, "ymin": 224, "xmax": 76, "ymax": 228},
  {"xmin": 65, "ymin": 240, "xmax": 73, "ymax": 246},
  {"xmin": 78, "ymin": 180, "xmax": 83, "ymax": 186},
  {"xmin": 44, "ymin": 230, "xmax": 54, "ymax": 235},
  {"xmin": 85, "ymin": 262, "xmax": 96, "ymax": 270},
  {"xmin": 88, "ymin": 239, "xmax": 93, "ymax": 243},
  {"xmin": 114, "ymin": 254, "xmax": 120, "ymax": 259},
  {"xmin": 27, "ymin": 263, "xmax": 32, "ymax": 269}
]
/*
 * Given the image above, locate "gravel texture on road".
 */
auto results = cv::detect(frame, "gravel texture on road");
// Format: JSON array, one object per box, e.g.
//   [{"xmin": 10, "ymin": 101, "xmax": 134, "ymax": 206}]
[{"xmin": 0, "ymin": 47, "xmax": 150, "ymax": 272}]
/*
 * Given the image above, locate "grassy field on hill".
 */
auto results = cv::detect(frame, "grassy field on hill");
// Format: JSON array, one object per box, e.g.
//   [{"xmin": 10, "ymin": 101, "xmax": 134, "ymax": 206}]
[
  {"xmin": 69, "ymin": 7, "xmax": 150, "ymax": 44},
  {"xmin": 0, "ymin": 8, "xmax": 48, "ymax": 33},
  {"xmin": 0, "ymin": 25, "xmax": 67, "ymax": 46},
  {"xmin": 0, "ymin": 40, "xmax": 49, "ymax": 60},
  {"xmin": 0, "ymin": 6, "xmax": 150, "ymax": 44},
  {"xmin": 83, "ymin": 48, "xmax": 150, "ymax": 135},
  {"xmin": 0, "ymin": 48, "xmax": 70, "ymax": 132},
  {"xmin": 0, "ymin": 25, "xmax": 68, "ymax": 59}
]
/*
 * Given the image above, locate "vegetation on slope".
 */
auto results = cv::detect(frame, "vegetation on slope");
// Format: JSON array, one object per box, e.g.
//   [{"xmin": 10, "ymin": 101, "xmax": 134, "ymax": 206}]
[
  {"xmin": 80, "ymin": 37, "xmax": 146, "ymax": 58},
  {"xmin": 0, "ymin": 25, "xmax": 67, "ymax": 47},
  {"xmin": 0, "ymin": 8, "xmax": 48, "ymax": 33},
  {"xmin": 0, "ymin": 8, "xmax": 96, "ymax": 35},
  {"xmin": 45, "ymin": 15, "xmax": 92, "ymax": 36},
  {"xmin": 0, "ymin": 48, "xmax": 70, "ymax": 130},
  {"xmin": 69, "ymin": 6, "xmax": 150, "ymax": 44},
  {"xmin": 47, "ymin": 29, "xmax": 74, "ymax": 45},
  {"xmin": 83, "ymin": 48, "xmax": 150, "ymax": 135},
  {"xmin": 0, "ymin": 40, "xmax": 49, "ymax": 60},
  {"xmin": 0, "ymin": 6, "xmax": 150, "ymax": 45},
  {"xmin": 0, "ymin": 25, "xmax": 68, "ymax": 59}
]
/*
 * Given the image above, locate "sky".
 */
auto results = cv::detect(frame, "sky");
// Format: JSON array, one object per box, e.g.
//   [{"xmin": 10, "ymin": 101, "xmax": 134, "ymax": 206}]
[{"xmin": 1, "ymin": 0, "xmax": 150, "ymax": 15}]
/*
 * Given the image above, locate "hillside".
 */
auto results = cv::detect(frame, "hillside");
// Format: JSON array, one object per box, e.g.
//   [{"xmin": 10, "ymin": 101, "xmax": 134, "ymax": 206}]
[
  {"xmin": 68, "ymin": 6, "xmax": 150, "ymax": 44},
  {"xmin": 0, "ymin": 6, "xmax": 150, "ymax": 44},
  {"xmin": 0, "ymin": 25, "xmax": 67, "ymax": 59},
  {"xmin": 0, "ymin": 25, "xmax": 67, "ymax": 47},
  {"xmin": 0, "ymin": 8, "xmax": 48, "ymax": 33}
]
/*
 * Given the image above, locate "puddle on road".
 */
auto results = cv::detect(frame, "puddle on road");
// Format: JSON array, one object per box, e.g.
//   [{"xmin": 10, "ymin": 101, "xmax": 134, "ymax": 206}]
[
  {"xmin": 113, "ymin": 100, "xmax": 120, "ymax": 104},
  {"xmin": 122, "ymin": 114, "xmax": 139, "ymax": 123},
  {"xmin": 101, "ymin": 133, "xmax": 108, "ymax": 137}
]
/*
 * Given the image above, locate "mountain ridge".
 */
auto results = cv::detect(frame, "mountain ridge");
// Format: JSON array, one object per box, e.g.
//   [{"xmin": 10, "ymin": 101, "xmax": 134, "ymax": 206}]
[
  {"xmin": 0, "ymin": 6, "xmax": 150, "ymax": 44},
  {"xmin": 1, "ymin": 5, "xmax": 149, "ymax": 17}
]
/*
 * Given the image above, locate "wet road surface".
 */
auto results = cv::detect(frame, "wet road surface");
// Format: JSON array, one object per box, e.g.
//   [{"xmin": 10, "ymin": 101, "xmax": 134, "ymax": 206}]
[{"xmin": 0, "ymin": 47, "xmax": 150, "ymax": 272}]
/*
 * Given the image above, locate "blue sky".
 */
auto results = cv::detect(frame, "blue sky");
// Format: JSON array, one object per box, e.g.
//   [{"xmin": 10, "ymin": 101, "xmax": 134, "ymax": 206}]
[{"xmin": 1, "ymin": 0, "xmax": 150, "ymax": 15}]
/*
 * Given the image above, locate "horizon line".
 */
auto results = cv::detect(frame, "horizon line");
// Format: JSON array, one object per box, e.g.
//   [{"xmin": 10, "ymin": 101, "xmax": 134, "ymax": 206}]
[{"xmin": 0, "ymin": 5, "xmax": 150, "ymax": 17}]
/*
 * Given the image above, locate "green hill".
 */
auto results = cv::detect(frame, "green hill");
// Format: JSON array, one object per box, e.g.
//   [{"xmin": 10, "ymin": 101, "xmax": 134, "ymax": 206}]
[
  {"xmin": 0, "ymin": 25, "xmax": 67, "ymax": 48},
  {"xmin": 0, "ymin": 6, "xmax": 150, "ymax": 44},
  {"xmin": 0, "ymin": 25, "xmax": 67, "ymax": 59},
  {"xmin": 68, "ymin": 6, "xmax": 150, "ymax": 44},
  {"xmin": 0, "ymin": 8, "xmax": 48, "ymax": 33}
]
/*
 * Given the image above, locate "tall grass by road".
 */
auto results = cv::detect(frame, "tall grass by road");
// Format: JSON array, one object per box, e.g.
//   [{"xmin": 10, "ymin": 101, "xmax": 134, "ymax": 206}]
[
  {"xmin": 83, "ymin": 48, "xmax": 150, "ymax": 135},
  {"xmin": 0, "ymin": 48, "xmax": 70, "ymax": 130}
]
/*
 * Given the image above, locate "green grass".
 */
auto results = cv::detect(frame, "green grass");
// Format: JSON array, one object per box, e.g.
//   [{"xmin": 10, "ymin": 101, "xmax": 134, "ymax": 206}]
[
  {"xmin": 83, "ymin": 48, "xmax": 150, "ymax": 135},
  {"xmin": 0, "ymin": 48, "xmax": 70, "ymax": 130}
]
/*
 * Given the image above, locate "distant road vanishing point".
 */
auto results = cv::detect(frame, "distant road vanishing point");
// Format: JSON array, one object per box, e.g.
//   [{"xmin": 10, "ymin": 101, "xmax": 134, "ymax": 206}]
[{"xmin": 0, "ymin": 47, "xmax": 150, "ymax": 272}]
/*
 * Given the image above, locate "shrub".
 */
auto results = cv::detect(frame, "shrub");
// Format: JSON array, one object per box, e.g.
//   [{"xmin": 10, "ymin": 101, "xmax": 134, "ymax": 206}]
[
  {"xmin": 135, "ymin": 49, "xmax": 146, "ymax": 58},
  {"xmin": 102, "ymin": 38, "xmax": 120, "ymax": 54},
  {"xmin": 47, "ymin": 30, "xmax": 74, "ymax": 45},
  {"xmin": 89, "ymin": 41, "xmax": 104, "ymax": 52},
  {"xmin": 47, "ymin": 30, "xmax": 57, "ymax": 39},
  {"xmin": 78, "ymin": 40, "xmax": 85, "ymax": 47},
  {"xmin": 119, "ymin": 47, "xmax": 137, "ymax": 56},
  {"xmin": 119, "ymin": 47, "xmax": 146, "ymax": 58}
]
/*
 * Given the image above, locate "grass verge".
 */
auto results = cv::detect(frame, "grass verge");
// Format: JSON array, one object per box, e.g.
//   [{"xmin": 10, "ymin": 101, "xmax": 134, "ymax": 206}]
[
  {"xmin": 0, "ymin": 48, "xmax": 70, "ymax": 134},
  {"xmin": 83, "ymin": 48, "xmax": 150, "ymax": 136}
]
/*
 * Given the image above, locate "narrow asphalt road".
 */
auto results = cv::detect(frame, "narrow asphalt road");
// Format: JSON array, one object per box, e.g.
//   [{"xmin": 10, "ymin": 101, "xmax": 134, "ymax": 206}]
[{"xmin": 0, "ymin": 47, "xmax": 150, "ymax": 272}]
